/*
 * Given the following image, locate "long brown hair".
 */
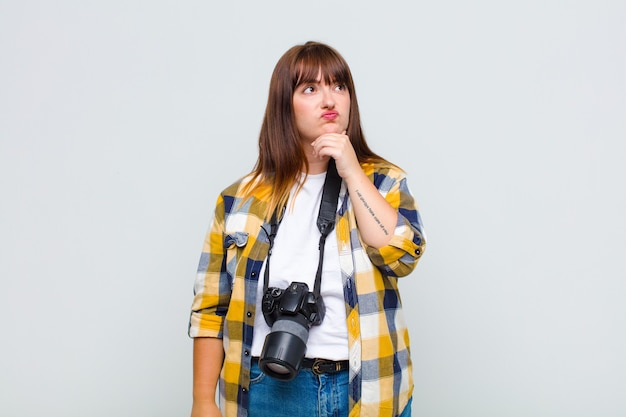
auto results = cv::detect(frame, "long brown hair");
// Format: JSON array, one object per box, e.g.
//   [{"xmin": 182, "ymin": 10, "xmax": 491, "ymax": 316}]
[{"xmin": 243, "ymin": 41, "xmax": 386, "ymax": 218}]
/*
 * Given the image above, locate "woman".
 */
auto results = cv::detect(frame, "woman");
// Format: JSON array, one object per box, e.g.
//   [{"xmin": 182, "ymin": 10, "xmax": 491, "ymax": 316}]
[{"xmin": 189, "ymin": 41, "xmax": 426, "ymax": 417}]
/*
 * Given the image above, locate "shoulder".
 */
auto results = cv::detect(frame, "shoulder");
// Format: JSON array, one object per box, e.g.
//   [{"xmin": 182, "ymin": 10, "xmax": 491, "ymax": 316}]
[
  {"xmin": 219, "ymin": 174, "xmax": 269, "ymax": 199},
  {"xmin": 217, "ymin": 174, "xmax": 272, "ymax": 218},
  {"xmin": 219, "ymin": 176, "xmax": 247, "ymax": 199}
]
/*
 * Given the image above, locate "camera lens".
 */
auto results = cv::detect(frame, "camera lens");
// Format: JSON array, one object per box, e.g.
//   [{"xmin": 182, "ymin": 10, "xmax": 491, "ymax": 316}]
[
  {"xmin": 264, "ymin": 361, "xmax": 291, "ymax": 375},
  {"xmin": 259, "ymin": 314, "xmax": 309, "ymax": 380}
]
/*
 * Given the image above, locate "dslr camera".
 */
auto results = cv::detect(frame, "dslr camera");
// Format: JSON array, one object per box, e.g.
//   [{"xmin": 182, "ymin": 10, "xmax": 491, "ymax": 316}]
[{"xmin": 259, "ymin": 281, "xmax": 325, "ymax": 380}]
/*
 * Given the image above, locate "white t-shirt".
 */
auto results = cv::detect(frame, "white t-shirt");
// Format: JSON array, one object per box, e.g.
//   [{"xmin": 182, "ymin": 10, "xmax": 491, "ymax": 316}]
[{"xmin": 250, "ymin": 172, "xmax": 349, "ymax": 360}]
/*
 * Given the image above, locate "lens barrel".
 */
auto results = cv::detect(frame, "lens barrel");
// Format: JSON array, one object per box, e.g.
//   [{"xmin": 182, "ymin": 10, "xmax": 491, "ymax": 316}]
[{"xmin": 259, "ymin": 315, "xmax": 309, "ymax": 380}]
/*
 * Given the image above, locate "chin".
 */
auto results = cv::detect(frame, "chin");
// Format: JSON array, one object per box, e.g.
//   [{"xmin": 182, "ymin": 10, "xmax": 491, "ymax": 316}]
[{"xmin": 321, "ymin": 125, "xmax": 341, "ymax": 134}]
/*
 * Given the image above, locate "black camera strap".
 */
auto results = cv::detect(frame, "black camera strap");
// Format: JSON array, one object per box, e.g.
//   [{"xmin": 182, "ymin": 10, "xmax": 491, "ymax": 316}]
[
  {"xmin": 263, "ymin": 159, "xmax": 342, "ymax": 301},
  {"xmin": 313, "ymin": 159, "xmax": 341, "ymax": 298}
]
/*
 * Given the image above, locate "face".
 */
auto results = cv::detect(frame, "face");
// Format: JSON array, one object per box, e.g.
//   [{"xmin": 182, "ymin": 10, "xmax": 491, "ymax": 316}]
[{"xmin": 292, "ymin": 74, "xmax": 350, "ymax": 142}]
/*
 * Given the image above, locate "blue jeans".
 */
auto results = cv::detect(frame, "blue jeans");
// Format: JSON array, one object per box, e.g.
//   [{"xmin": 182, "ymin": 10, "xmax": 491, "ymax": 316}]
[{"xmin": 248, "ymin": 361, "xmax": 412, "ymax": 417}]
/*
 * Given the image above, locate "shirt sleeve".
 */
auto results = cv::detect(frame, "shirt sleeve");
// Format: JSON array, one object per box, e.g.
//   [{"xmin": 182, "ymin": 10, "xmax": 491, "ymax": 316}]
[
  {"xmin": 188, "ymin": 193, "xmax": 232, "ymax": 338},
  {"xmin": 364, "ymin": 167, "xmax": 426, "ymax": 277}
]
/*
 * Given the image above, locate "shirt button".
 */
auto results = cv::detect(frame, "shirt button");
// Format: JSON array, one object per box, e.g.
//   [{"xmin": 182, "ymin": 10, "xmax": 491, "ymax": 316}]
[
  {"xmin": 251, "ymin": 271, "xmax": 257, "ymax": 277},
  {"xmin": 246, "ymin": 311, "xmax": 252, "ymax": 317},
  {"xmin": 415, "ymin": 249, "xmax": 420, "ymax": 255},
  {"xmin": 244, "ymin": 350, "xmax": 249, "ymax": 356}
]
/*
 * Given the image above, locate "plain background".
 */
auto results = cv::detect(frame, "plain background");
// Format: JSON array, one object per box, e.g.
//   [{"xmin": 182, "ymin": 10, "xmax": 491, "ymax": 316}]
[{"xmin": 1, "ymin": 1, "xmax": 625, "ymax": 416}]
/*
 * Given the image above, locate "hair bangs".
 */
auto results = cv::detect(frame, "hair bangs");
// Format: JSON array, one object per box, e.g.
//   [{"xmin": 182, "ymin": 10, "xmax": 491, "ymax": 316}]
[{"xmin": 292, "ymin": 46, "xmax": 351, "ymax": 90}]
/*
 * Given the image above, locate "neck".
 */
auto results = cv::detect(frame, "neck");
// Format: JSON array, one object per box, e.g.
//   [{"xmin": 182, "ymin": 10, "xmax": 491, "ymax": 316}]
[{"xmin": 306, "ymin": 157, "xmax": 329, "ymax": 175}]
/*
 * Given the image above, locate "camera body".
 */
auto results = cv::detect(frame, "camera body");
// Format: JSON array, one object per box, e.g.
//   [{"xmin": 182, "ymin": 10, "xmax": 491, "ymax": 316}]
[
  {"xmin": 259, "ymin": 281, "xmax": 325, "ymax": 380},
  {"xmin": 262, "ymin": 281, "xmax": 324, "ymax": 328}
]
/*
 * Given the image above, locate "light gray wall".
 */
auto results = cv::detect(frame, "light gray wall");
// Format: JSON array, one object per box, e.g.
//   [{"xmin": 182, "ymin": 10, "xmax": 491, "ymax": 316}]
[{"xmin": 1, "ymin": 1, "xmax": 625, "ymax": 416}]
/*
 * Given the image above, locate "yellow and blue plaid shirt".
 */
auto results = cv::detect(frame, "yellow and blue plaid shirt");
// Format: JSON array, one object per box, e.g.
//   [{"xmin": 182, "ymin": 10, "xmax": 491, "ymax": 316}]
[{"xmin": 189, "ymin": 161, "xmax": 426, "ymax": 417}]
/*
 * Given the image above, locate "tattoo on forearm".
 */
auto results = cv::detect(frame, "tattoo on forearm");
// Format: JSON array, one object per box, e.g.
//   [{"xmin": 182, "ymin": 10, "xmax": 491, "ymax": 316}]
[{"xmin": 355, "ymin": 189, "xmax": 389, "ymax": 235}]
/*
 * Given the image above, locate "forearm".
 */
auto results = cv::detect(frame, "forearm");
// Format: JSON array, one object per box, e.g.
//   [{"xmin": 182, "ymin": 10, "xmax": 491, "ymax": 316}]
[
  {"xmin": 192, "ymin": 337, "xmax": 224, "ymax": 407},
  {"xmin": 344, "ymin": 170, "xmax": 398, "ymax": 248}
]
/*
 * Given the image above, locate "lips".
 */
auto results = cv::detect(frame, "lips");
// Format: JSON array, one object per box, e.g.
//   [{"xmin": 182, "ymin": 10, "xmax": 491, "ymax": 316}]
[{"xmin": 322, "ymin": 111, "xmax": 338, "ymax": 120}]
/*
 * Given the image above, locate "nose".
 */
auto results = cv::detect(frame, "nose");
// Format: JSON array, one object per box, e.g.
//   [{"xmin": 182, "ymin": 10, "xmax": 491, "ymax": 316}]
[{"xmin": 321, "ymin": 85, "xmax": 335, "ymax": 109}]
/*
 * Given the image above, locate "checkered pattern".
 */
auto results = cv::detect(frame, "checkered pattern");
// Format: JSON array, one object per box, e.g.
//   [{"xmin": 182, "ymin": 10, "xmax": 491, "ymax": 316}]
[{"xmin": 189, "ymin": 161, "xmax": 426, "ymax": 417}]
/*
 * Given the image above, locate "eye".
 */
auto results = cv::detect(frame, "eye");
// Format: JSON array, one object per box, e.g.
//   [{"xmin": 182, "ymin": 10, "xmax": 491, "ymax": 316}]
[
  {"xmin": 303, "ymin": 85, "xmax": 315, "ymax": 93},
  {"xmin": 335, "ymin": 84, "xmax": 346, "ymax": 92}
]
